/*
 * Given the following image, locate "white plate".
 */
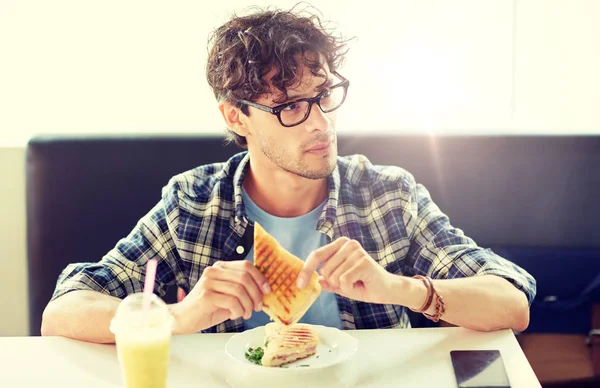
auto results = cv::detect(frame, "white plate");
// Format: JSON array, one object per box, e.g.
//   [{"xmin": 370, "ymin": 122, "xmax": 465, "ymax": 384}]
[{"xmin": 224, "ymin": 325, "xmax": 358, "ymax": 371}]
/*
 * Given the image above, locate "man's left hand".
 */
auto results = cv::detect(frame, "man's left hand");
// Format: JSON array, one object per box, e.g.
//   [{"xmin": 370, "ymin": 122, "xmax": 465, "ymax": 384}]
[{"xmin": 297, "ymin": 237, "xmax": 395, "ymax": 304}]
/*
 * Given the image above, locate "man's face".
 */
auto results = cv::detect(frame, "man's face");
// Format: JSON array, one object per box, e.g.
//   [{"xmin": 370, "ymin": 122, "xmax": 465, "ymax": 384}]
[{"xmin": 243, "ymin": 59, "xmax": 339, "ymax": 180}]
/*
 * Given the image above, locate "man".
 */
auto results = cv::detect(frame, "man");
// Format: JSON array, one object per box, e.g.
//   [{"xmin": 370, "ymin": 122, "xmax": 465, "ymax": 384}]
[{"xmin": 42, "ymin": 6, "xmax": 536, "ymax": 344}]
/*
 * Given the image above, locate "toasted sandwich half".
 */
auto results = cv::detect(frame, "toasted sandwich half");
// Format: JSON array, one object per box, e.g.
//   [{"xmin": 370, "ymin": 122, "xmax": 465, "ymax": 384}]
[
  {"xmin": 261, "ymin": 322, "xmax": 320, "ymax": 367},
  {"xmin": 253, "ymin": 222, "xmax": 321, "ymax": 325}
]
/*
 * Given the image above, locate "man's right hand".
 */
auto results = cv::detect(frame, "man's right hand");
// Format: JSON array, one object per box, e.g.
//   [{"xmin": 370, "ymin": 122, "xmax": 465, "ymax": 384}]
[{"xmin": 171, "ymin": 260, "xmax": 271, "ymax": 334}]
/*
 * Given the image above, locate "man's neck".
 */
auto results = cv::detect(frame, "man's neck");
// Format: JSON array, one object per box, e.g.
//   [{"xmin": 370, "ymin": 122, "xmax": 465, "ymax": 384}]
[{"xmin": 243, "ymin": 163, "xmax": 328, "ymax": 218}]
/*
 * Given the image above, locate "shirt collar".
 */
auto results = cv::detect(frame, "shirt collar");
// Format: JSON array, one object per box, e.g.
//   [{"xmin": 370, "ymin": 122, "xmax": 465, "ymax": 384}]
[
  {"xmin": 231, "ymin": 152, "xmax": 250, "ymax": 233},
  {"xmin": 318, "ymin": 165, "xmax": 340, "ymax": 239}
]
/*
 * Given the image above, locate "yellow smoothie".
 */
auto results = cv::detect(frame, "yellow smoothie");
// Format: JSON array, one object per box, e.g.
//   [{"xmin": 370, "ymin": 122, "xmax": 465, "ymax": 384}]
[
  {"xmin": 117, "ymin": 335, "xmax": 170, "ymax": 388},
  {"xmin": 110, "ymin": 293, "xmax": 174, "ymax": 388}
]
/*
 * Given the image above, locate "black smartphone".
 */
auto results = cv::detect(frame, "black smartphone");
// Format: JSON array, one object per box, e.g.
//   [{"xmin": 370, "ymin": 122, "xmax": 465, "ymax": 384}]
[{"xmin": 450, "ymin": 350, "xmax": 511, "ymax": 388}]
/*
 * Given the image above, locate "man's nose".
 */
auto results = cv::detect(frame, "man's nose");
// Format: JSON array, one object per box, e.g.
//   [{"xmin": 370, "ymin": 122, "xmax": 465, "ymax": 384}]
[{"xmin": 304, "ymin": 102, "xmax": 331, "ymax": 133}]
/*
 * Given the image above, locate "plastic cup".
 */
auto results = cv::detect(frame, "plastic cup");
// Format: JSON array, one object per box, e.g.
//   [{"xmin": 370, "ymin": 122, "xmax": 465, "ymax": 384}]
[{"xmin": 110, "ymin": 293, "xmax": 174, "ymax": 388}]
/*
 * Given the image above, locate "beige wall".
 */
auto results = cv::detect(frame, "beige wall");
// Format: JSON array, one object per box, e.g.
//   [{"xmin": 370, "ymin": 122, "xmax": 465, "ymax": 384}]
[
  {"xmin": 0, "ymin": 148, "xmax": 28, "ymax": 336},
  {"xmin": 1, "ymin": 0, "xmax": 598, "ymax": 149}
]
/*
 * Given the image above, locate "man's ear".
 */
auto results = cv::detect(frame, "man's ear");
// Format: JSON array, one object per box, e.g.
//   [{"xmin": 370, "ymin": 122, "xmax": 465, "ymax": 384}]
[{"xmin": 219, "ymin": 101, "xmax": 250, "ymax": 138}]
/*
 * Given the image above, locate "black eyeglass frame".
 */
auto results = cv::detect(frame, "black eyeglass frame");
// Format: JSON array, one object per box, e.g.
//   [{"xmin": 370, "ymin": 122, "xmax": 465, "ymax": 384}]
[{"xmin": 237, "ymin": 72, "xmax": 350, "ymax": 128}]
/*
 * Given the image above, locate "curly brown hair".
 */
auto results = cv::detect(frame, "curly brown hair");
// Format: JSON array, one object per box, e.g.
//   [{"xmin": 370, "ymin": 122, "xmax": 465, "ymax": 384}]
[{"xmin": 206, "ymin": 4, "xmax": 350, "ymax": 148}]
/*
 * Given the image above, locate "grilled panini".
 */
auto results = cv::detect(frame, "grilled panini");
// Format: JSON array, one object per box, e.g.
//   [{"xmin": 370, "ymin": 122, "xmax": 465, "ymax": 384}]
[
  {"xmin": 253, "ymin": 222, "xmax": 321, "ymax": 325},
  {"xmin": 261, "ymin": 322, "xmax": 320, "ymax": 367}
]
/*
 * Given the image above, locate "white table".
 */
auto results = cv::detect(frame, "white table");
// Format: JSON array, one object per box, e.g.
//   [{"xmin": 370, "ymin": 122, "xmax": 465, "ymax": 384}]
[{"xmin": 0, "ymin": 327, "xmax": 540, "ymax": 387}]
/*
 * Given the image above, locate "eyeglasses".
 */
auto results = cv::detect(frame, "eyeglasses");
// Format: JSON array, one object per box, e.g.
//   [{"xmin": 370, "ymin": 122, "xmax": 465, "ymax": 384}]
[{"xmin": 238, "ymin": 72, "xmax": 349, "ymax": 128}]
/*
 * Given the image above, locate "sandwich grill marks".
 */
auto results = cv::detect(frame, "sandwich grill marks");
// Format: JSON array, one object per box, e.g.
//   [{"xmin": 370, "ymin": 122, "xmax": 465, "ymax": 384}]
[
  {"xmin": 253, "ymin": 222, "xmax": 321, "ymax": 325},
  {"xmin": 254, "ymin": 237, "xmax": 301, "ymax": 316}
]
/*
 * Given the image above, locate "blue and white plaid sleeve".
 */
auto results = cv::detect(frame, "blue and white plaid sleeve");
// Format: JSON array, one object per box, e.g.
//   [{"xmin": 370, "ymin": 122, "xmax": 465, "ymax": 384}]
[
  {"xmin": 405, "ymin": 176, "xmax": 537, "ymax": 305},
  {"xmin": 51, "ymin": 186, "xmax": 184, "ymax": 302}
]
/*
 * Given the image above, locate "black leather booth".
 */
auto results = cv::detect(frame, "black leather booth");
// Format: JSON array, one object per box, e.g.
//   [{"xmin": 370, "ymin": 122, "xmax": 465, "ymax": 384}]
[{"xmin": 26, "ymin": 134, "xmax": 600, "ymax": 336}]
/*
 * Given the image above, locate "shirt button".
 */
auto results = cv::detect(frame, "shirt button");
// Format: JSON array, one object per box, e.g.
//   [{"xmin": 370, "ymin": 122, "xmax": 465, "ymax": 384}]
[{"xmin": 236, "ymin": 246, "xmax": 245, "ymax": 255}]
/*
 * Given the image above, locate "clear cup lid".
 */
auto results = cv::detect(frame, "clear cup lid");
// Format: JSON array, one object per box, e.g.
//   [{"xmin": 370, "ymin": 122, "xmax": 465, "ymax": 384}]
[{"xmin": 110, "ymin": 293, "xmax": 173, "ymax": 334}]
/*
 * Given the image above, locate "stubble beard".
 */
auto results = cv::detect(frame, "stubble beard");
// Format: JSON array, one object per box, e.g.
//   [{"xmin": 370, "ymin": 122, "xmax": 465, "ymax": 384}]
[{"xmin": 259, "ymin": 136, "xmax": 337, "ymax": 180}]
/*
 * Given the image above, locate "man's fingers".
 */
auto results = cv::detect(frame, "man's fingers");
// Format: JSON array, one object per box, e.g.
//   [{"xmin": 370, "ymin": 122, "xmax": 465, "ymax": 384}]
[
  {"xmin": 210, "ymin": 263, "xmax": 265, "ymax": 311},
  {"xmin": 207, "ymin": 279, "xmax": 255, "ymax": 319},
  {"xmin": 320, "ymin": 240, "xmax": 362, "ymax": 285},
  {"xmin": 209, "ymin": 291, "xmax": 245, "ymax": 320},
  {"xmin": 339, "ymin": 259, "xmax": 367, "ymax": 292},
  {"xmin": 298, "ymin": 237, "xmax": 349, "ymax": 288},
  {"xmin": 318, "ymin": 276, "xmax": 336, "ymax": 293},
  {"xmin": 219, "ymin": 260, "xmax": 271, "ymax": 294},
  {"xmin": 306, "ymin": 237, "xmax": 350, "ymax": 271},
  {"xmin": 326, "ymin": 248, "xmax": 363, "ymax": 288}
]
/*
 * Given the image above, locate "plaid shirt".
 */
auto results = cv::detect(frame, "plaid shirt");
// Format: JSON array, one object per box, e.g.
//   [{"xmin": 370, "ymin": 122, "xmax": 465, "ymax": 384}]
[{"xmin": 52, "ymin": 152, "xmax": 536, "ymax": 333}]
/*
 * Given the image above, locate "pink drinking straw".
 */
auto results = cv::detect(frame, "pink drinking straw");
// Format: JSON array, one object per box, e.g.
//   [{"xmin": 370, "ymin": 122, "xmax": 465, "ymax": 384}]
[{"xmin": 142, "ymin": 259, "xmax": 158, "ymax": 313}]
